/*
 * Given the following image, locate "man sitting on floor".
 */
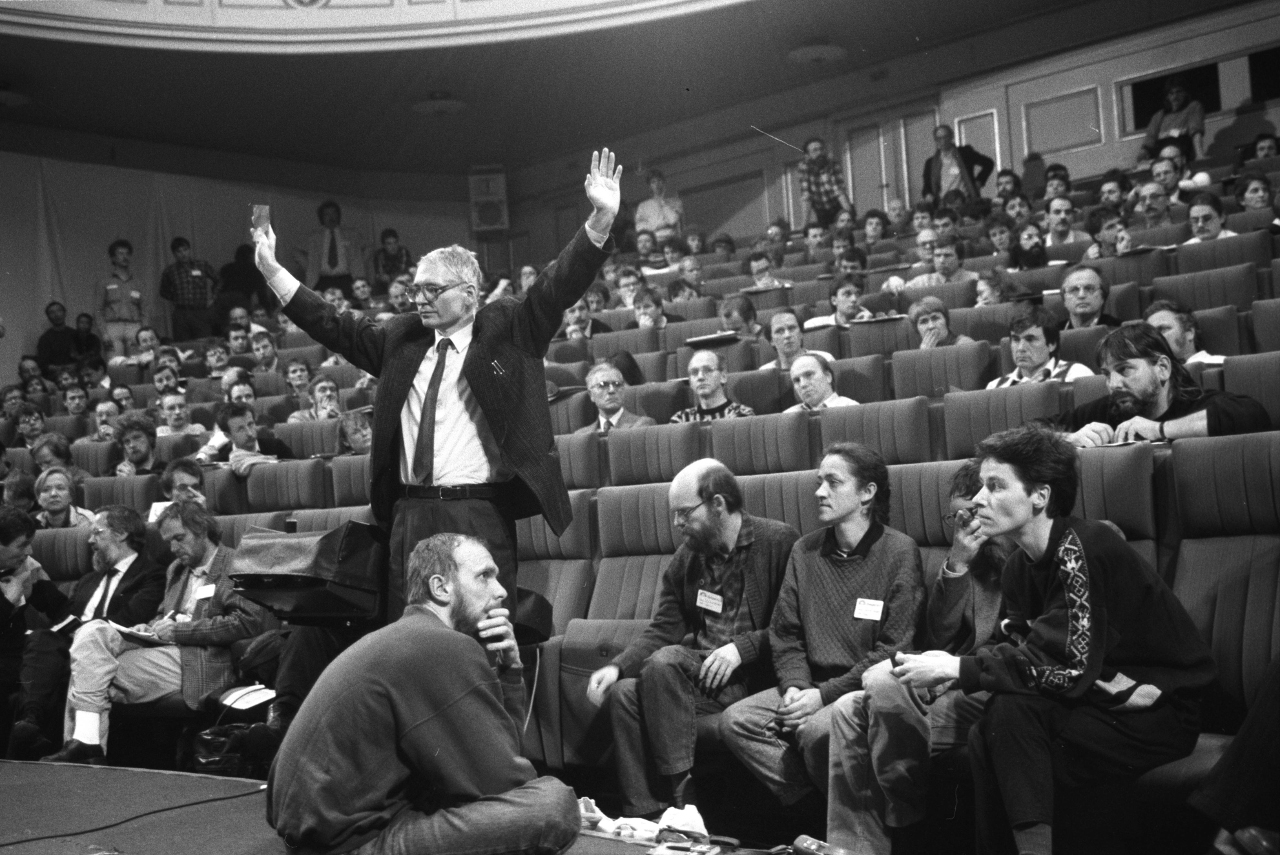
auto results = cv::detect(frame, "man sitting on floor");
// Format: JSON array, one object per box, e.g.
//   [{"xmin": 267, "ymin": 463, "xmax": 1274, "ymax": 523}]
[
  {"xmin": 269, "ymin": 533, "xmax": 580, "ymax": 855},
  {"xmin": 43, "ymin": 500, "xmax": 273, "ymax": 764}
]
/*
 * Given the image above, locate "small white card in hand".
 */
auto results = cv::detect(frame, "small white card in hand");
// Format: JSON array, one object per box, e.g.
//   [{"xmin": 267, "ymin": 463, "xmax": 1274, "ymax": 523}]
[
  {"xmin": 854, "ymin": 598, "xmax": 884, "ymax": 621},
  {"xmin": 696, "ymin": 590, "xmax": 723, "ymax": 614},
  {"xmin": 195, "ymin": 584, "xmax": 216, "ymax": 600}
]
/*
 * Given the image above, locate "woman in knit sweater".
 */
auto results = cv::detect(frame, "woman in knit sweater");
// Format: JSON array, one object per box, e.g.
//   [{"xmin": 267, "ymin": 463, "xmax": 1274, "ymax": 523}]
[{"xmin": 719, "ymin": 442, "xmax": 924, "ymax": 807}]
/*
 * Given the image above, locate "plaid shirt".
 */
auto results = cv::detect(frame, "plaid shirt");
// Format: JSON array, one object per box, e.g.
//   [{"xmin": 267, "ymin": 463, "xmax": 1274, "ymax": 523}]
[
  {"xmin": 798, "ymin": 158, "xmax": 847, "ymax": 211},
  {"xmin": 160, "ymin": 260, "xmax": 219, "ymax": 308}
]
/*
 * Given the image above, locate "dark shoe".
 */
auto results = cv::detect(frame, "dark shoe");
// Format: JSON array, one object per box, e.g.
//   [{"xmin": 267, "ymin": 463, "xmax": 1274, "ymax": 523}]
[
  {"xmin": 7, "ymin": 720, "xmax": 55, "ymax": 761},
  {"xmin": 243, "ymin": 702, "xmax": 289, "ymax": 760},
  {"xmin": 40, "ymin": 738, "xmax": 105, "ymax": 765}
]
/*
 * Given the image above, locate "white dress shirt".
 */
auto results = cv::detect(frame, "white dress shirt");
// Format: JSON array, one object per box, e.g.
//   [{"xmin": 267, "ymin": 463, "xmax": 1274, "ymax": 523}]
[
  {"xmin": 784, "ymin": 392, "xmax": 859, "ymax": 413},
  {"xmin": 81, "ymin": 552, "xmax": 138, "ymax": 621}
]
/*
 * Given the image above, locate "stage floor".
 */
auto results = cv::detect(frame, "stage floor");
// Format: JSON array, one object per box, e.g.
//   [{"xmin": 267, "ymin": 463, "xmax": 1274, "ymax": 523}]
[{"xmin": 0, "ymin": 761, "xmax": 649, "ymax": 855}]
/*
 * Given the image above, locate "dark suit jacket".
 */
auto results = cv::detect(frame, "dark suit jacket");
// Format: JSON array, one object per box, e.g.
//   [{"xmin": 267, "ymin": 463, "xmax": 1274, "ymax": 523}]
[
  {"xmin": 553, "ymin": 318, "xmax": 613, "ymax": 340},
  {"xmin": 922, "ymin": 145, "xmax": 996, "ymax": 200},
  {"xmin": 573, "ymin": 408, "xmax": 655, "ymax": 435},
  {"xmin": 283, "ymin": 227, "xmax": 609, "ymax": 535},
  {"xmin": 159, "ymin": 546, "xmax": 277, "ymax": 707},
  {"xmin": 59, "ymin": 551, "xmax": 167, "ymax": 628}
]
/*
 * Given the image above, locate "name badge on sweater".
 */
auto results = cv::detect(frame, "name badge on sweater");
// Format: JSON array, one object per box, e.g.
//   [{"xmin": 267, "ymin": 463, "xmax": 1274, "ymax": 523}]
[
  {"xmin": 696, "ymin": 590, "xmax": 723, "ymax": 614},
  {"xmin": 191, "ymin": 269, "xmax": 203, "ymax": 277},
  {"xmin": 195, "ymin": 584, "xmax": 216, "ymax": 600},
  {"xmin": 854, "ymin": 598, "xmax": 884, "ymax": 621}
]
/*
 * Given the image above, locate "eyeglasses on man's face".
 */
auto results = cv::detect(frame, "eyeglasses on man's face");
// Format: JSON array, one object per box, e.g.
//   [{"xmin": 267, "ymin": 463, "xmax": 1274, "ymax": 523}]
[
  {"xmin": 672, "ymin": 499, "xmax": 709, "ymax": 524},
  {"xmin": 409, "ymin": 281, "xmax": 466, "ymax": 302},
  {"xmin": 590, "ymin": 380, "xmax": 623, "ymax": 392}
]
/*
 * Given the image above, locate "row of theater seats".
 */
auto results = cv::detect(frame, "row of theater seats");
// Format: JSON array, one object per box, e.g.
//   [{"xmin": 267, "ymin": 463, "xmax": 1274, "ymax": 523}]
[
  {"xmin": 104, "ymin": 343, "xmax": 347, "ymax": 389},
  {"xmin": 506, "ymin": 432, "xmax": 1280, "ymax": 791},
  {"xmin": 547, "ymin": 348, "xmax": 1280, "ymax": 433}
]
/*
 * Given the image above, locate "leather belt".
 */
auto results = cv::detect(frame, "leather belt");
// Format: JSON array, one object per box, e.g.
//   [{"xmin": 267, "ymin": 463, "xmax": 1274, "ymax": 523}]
[{"xmin": 397, "ymin": 483, "xmax": 499, "ymax": 501}]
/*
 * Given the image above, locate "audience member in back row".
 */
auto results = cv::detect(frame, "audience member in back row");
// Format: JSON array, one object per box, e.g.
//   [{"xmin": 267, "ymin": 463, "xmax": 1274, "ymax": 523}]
[
  {"xmin": 826, "ymin": 460, "xmax": 1013, "ymax": 853},
  {"xmin": 1056, "ymin": 324, "xmax": 1269, "ymax": 447},
  {"xmin": 1083, "ymin": 205, "xmax": 1132, "ymax": 259},
  {"xmin": 115, "ymin": 411, "xmax": 162, "ymax": 477},
  {"xmin": 798, "ymin": 137, "xmax": 853, "ymax": 228},
  {"xmin": 36, "ymin": 302, "xmax": 79, "ymax": 377},
  {"xmin": 893, "ymin": 425, "xmax": 1215, "ymax": 855},
  {"xmin": 922, "ymin": 125, "xmax": 994, "ymax": 205},
  {"xmin": 635, "ymin": 169, "xmax": 684, "ymax": 237},
  {"xmin": 805, "ymin": 275, "xmax": 870, "ymax": 330},
  {"xmin": 1058, "ymin": 266, "xmax": 1121, "ymax": 331},
  {"xmin": 287, "ymin": 374, "xmax": 340, "ymax": 423},
  {"xmin": 760, "ymin": 309, "xmax": 835, "ymax": 371},
  {"xmin": 33, "ymin": 467, "xmax": 94, "ymax": 531},
  {"xmin": 908, "ymin": 297, "xmax": 973, "ymax": 350},
  {"xmin": 555, "ymin": 296, "xmax": 612, "ymax": 341},
  {"xmin": 1143, "ymin": 299, "xmax": 1222, "ymax": 365},
  {"xmin": 1044, "ymin": 196, "xmax": 1090, "ymax": 247},
  {"xmin": 988, "ymin": 306, "xmax": 1094, "ymax": 388},
  {"xmin": 1183, "ymin": 192, "xmax": 1237, "ymax": 244},
  {"xmin": 370, "ymin": 228, "xmax": 415, "ymax": 294},
  {"xmin": 671, "ymin": 350, "xmax": 755, "ymax": 422},
  {"xmin": 157, "ymin": 392, "xmax": 207, "ymax": 438},
  {"xmin": 625, "ymin": 285, "xmax": 684, "ymax": 330},
  {"xmin": 720, "ymin": 442, "xmax": 924, "ymax": 807},
  {"xmin": 98, "ymin": 239, "xmax": 146, "ymax": 360},
  {"xmin": 30, "ymin": 433, "xmax": 89, "ymax": 487},
  {"xmin": 160, "ymin": 237, "xmax": 220, "ymax": 341},
  {"xmin": 587, "ymin": 460, "xmax": 799, "ymax": 817},
  {"xmin": 252, "ymin": 332, "xmax": 283, "ymax": 375},
  {"xmin": 575, "ymin": 363, "xmax": 653, "ymax": 435},
  {"xmin": 904, "ymin": 235, "xmax": 978, "ymax": 290},
  {"xmin": 785, "ymin": 354, "xmax": 857, "ymax": 412},
  {"xmin": 42, "ymin": 500, "xmax": 276, "ymax": 765}
]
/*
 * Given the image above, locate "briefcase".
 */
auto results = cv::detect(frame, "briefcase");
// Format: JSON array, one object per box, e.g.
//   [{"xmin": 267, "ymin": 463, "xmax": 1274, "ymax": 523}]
[{"xmin": 231, "ymin": 522, "xmax": 385, "ymax": 624}]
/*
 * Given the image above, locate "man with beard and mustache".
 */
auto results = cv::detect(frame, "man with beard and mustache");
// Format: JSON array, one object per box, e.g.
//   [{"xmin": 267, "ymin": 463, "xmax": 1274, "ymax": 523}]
[
  {"xmin": 586, "ymin": 460, "xmax": 798, "ymax": 818},
  {"xmin": 826, "ymin": 461, "xmax": 1013, "ymax": 852},
  {"xmin": 41, "ymin": 500, "xmax": 273, "ymax": 764},
  {"xmin": 269, "ymin": 533, "xmax": 580, "ymax": 855},
  {"xmin": 1057, "ymin": 266, "xmax": 1122, "ymax": 331},
  {"xmin": 1008, "ymin": 222, "xmax": 1049, "ymax": 271},
  {"xmin": 1054, "ymin": 324, "xmax": 1269, "ymax": 448},
  {"xmin": 6, "ymin": 506, "xmax": 164, "ymax": 760},
  {"xmin": 799, "ymin": 138, "xmax": 854, "ymax": 229}
]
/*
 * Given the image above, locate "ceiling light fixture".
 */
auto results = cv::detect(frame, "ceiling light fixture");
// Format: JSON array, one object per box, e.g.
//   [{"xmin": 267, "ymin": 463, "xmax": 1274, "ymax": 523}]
[{"xmin": 412, "ymin": 91, "xmax": 466, "ymax": 116}]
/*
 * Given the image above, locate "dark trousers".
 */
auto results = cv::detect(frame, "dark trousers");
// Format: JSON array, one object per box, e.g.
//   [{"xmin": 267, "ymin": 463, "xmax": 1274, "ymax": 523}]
[
  {"xmin": 609, "ymin": 644, "xmax": 747, "ymax": 816},
  {"xmin": 968, "ymin": 693, "xmax": 1199, "ymax": 855},
  {"xmin": 4, "ymin": 629, "xmax": 72, "ymax": 749},
  {"xmin": 273, "ymin": 624, "xmax": 365, "ymax": 720},
  {"xmin": 170, "ymin": 305, "xmax": 215, "ymax": 342},
  {"xmin": 387, "ymin": 496, "xmax": 518, "ymax": 620}
]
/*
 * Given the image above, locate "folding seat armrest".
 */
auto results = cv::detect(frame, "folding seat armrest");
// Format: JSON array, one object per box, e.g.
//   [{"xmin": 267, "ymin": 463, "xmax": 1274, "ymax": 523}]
[{"xmin": 561, "ymin": 618, "xmax": 652, "ymax": 666}]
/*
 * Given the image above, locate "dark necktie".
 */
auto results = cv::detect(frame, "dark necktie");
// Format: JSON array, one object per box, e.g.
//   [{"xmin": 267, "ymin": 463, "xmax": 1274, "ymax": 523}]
[
  {"xmin": 327, "ymin": 229, "xmax": 339, "ymax": 270},
  {"xmin": 92, "ymin": 569, "xmax": 119, "ymax": 620},
  {"xmin": 600, "ymin": 418, "xmax": 612, "ymax": 435},
  {"xmin": 412, "ymin": 339, "xmax": 453, "ymax": 485}
]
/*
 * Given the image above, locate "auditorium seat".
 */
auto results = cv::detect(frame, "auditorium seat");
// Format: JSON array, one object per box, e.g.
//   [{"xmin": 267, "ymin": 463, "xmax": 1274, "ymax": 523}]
[
  {"xmin": 1002, "ymin": 265, "xmax": 1068, "ymax": 297},
  {"xmin": 942, "ymin": 383, "xmax": 1062, "ymax": 460},
  {"xmin": 316, "ymin": 363, "xmax": 364, "ymax": 390},
  {"xmin": 606, "ymin": 423, "xmax": 703, "ymax": 486},
  {"xmin": 4, "ymin": 448, "xmax": 33, "ymax": 477},
  {"xmin": 891, "ymin": 340, "xmax": 994, "ymax": 399},
  {"xmin": 799, "ymin": 327, "xmax": 842, "ymax": 361},
  {"xmin": 272, "ymin": 419, "xmax": 343, "ymax": 458},
  {"xmin": 669, "ymin": 297, "xmax": 717, "ymax": 320},
  {"xmin": 547, "ymin": 338, "xmax": 590, "ymax": 365},
  {"xmin": 738, "ymin": 470, "xmax": 823, "ymax": 536},
  {"xmin": 818, "ymin": 397, "xmax": 931, "ymax": 464},
  {"xmin": 515, "ymin": 488, "xmax": 597, "ymax": 637},
  {"xmin": 1084, "ymin": 248, "xmax": 1172, "ymax": 288},
  {"xmin": 1057, "ymin": 325, "xmax": 1111, "ymax": 370},
  {"xmin": 888, "ymin": 459, "xmax": 967, "ymax": 576},
  {"xmin": 828, "ymin": 355, "xmax": 888, "ymax": 404},
  {"xmin": 329, "ymin": 453, "xmax": 370, "ymax": 507},
  {"xmin": 1129, "ymin": 222, "xmax": 1192, "ymax": 248},
  {"xmin": 630, "ymin": 351, "xmax": 669, "ymax": 384},
  {"xmin": 661, "ymin": 318, "xmax": 726, "ymax": 353},
  {"xmin": 337, "ymin": 387, "xmax": 374, "ymax": 412},
  {"xmin": 128, "ymin": 384, "xmax": 158, "ymax": 410},
  {"xmin": 555, "ymin": 432, "xmax": 603, "ymax": 489},
  {"xmin": 543, "ymin": 361, "xmax": 588, "ymax": 391},
  {"xmin": 710, "ymin": 412, "xmax": 811, "ymax": 476},
  {"xmin": 289, "ymin": 505, "xmax": 377, "ymax": 533},
  {"xmin": 276, "ymin": 344, "xmax": 327, "ymax": 368},
  {"xmin": 154, "ymin": 433, "xmax": 204, "ymax": 465},
  {"xmin": 29, "ymin": 529, "xmax": 93, "ymax": 599},
  {"xmin": 1151, "ymin": 263, "xmax": 1258, "ymax": 312},
  {"xmin": 252, "ymin": 395, "xmax": 290, "ymax": 426},
  {"xmin": 1069, "ymin": 374, "xmax": 1109, "ymax": 410},
  {"xmin": 202, "ymin": 467, "xmax": 250, "ymax": 516},
  {"xmin": 1224, "ymin": 208, "xmax": 1276, "ymax": 235},
  {"xmin": 549, "ymin": 390, "xmax": 592, "ymax": 435},
  {"xmin": 1042, "ymin": 281, "xmax": 1141, "ymax": 322},
  {"xmin": 1074, "ymin": 443, "xmax": 1158, "ymax": 567},
  {"xmin": 589, "ymin": 328, "xmax": 661, "ymax": 359},
  {"xmin": 963, "ymin": 253, "xmax": 1008, "ymax": 274},
  {"xmin": 1045, "ymin": 241, "xmax": 1091, "ymax": 265},
  {"xmin": 786, "ymin": 262, "xmax": 828, "ymax": 282},
  {"xmin": 188, "ymin": 403, "xmax": 218, "ymax": 431},
  {"xmin": 245, "ymin": 458, "xmax": 331, "ymax": 512},
  {"xmin": 701, "ymin": 274, "xmax": 754, "ymax": 298},
  {"xmin": 1133, "ymin": 433, "xmax": 1280, "ymax": 800},
  {"xmin": 725, "ymin": 370, "xmax": 786, "ymax": 415},
  {"xmin": 621, "ymin": 380, "xmax": 695, "ymax": 425},
  {"xmin": 739, "ymin": 287, "xmax": 789, "ymax": 311},
  {"xmin": 280, "ymin": 329, "xmax": 318, "ymax": 349},
  {"xmin": 948, "ymin": 304, "xmax": 1020, "ymax": 346},
  {"xmin": 44, "ymin": 415, "xmax": 89, "ymax": 442},
  {"xmin": 843, "ymin": 317, "xmax": 913, "ymax": 358},
  {"xmin": 1175, "ymin": 230, "xmax": 1272, "ymax": 276},
  {"xmin": 70, "ymin": 440, "xmax": 119, "ymax": 477},
  {"xmin": 1221, "ymin": 352, "xmax": 1280, "ymax": 428},
  {"xmin": 213, "ymin": 512, "xmax": 290, "ymax": 548},
  {"xmin": 791, "ymin": 280, "xmax": 830, "ymax": 307},
  {"xmin": 83, "ymin": 475, "xmax": 161, "ymax": 516},
  {"xmin": 896, "ymin": 280, "xmax": 979, "ymax": 313},
  {"xmin": 1193, "ymin": 305, "xmax": 1243, "ymax": 357},
  {"xmin": 1250, "ymin": 298, "xmax": 1280, "ymax": 352},
  {"xmin": 591, "ymin": 308, "xmax": 636, "ymax": 331},
  {"xmin": 590, "ymin": 482, "xmax": 679, "ymax": 622},
  {"xmin": 108, "ymin": 364, "xmax": 143, "ymax": 387}
]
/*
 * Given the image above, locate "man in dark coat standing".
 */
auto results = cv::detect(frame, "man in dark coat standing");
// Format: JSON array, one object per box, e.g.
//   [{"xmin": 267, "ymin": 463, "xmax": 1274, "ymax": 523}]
[{"xmin": 922, "ymin": 125, "xmax": 995, "ymax": 204}]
